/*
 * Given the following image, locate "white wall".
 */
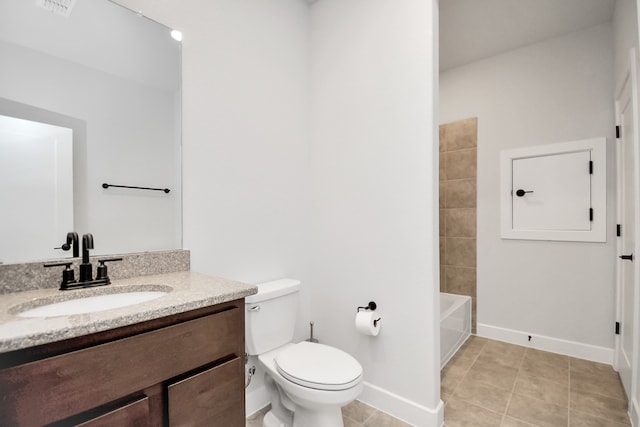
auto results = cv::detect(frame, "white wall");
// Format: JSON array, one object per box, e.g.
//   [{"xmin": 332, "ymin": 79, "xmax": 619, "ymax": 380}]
[
  {"xmin": 614, "ymin": 0, "xmax": 640, "ymax": 83},
  {"xmin": 180, "ymin": 1, "xmax": 310, "ymax": 286},
  {"xmin": 0, "ymin": 40, "xmax": 180, "ymax": 259},
  {"xmin": 111, "ymin": 0, "xmax": 312, "ymax": 414},
  {"xmin": 309, "ymin": 0, "xmax": 441, "ymax": 424},
  {"xmin": 441, "ymin": 23, "xmax": 617, "ymax": 359},
  {"xmin": 113, "ymin": 1, "xmax": 441, "ymax": 425},
  {"xmin": 114, "ymin": 0, "xmax": 310, "ymax": 281},
  {"xmin": 182, "ymin": 0, "xmax": 312, "ymax": 409}
]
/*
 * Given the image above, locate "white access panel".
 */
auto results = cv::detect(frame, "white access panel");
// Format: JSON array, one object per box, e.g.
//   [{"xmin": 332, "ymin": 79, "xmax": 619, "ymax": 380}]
[
  {"xmin": 512, "ymin": 151, "xmax": 591, "ymax": 231},
  {"xmin": 500, "ymin": 137, "xmax": 606, "ymax": 242}
]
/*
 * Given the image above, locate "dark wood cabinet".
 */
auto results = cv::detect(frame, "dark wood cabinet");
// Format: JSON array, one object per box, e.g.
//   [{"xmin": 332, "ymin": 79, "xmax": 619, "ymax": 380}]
[
  {"xmin": 0, "ymin": 300, "xmax": 245, "ymax": 426},
  {"xmin": 168, "ymin": 357, "xmax": 244, "ymax": 427},
  {"xmin": 76, "ymin": 397, "xmax": 151, "ymax": 427}
]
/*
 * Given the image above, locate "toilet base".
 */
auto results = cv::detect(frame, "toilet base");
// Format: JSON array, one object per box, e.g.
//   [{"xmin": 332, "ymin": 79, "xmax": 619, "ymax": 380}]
[
  {"xmin": 263, "ymin": 407, "xmax": 343, "ymax": 427},
  {"xmin": 262, "ymin": 407, "xmax": 344, "ymax": 427},
  {"xmin": 292, "ymin": 406, "xmax": 343, "ymax": 427},
  {"xmin": 263, "ymin": 410, "xmax": 289, "ymax": 427}
]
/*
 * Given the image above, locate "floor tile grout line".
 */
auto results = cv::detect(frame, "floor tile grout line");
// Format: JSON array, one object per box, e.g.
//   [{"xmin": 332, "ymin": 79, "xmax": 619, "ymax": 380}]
[
  {"xmin": 451, "ymin": 338, "xmax": 528, "ymax": 421},
  {"xmin": 568, "ymin": 359, "xmax": 631, "ymax": 425},
  {"xmin": 361, "ymin": 406, "xmax": 375, "ymax": 425},
  {"xmin": 447, "ymin": 337, "xmax": 487, "ymax": 399},
  {"xmin": 502, "ymin": 415, "xmax": 538, "ymax": 427},
  {"xmin": 351, "ymin": 402, "xmax": 377, "ymax": 425},
  {"xmin": 443, "ymin": 146, "xmax": 477, "ymax": 155},
  {"xmin": 500, "ymin": 346, "xmax": 528, "ymax": 426},
  {"xmin": 520, "ymin": 348, "xmax": 573, "ymax": 425},
  {"xmin": 344, "ymin": 413, "xmax": 364, "ymax": 425},
  {"xmin": 442, "ymin": 338, "xmax": 631, "ymax": 426},
  {"xmin": 452, "ymin": 396, "xmax": 506, "ymax": 419},
  {"xmin": 441, "ymin": 340, "xmax": 470, "ymax": 404},
  {"xmin": 571, "ymin": 408, "xmax": 632, "ymax": 427},
  {"xmin": 568, "ymin": 376, "xmax": 629, "ymax": 402}
]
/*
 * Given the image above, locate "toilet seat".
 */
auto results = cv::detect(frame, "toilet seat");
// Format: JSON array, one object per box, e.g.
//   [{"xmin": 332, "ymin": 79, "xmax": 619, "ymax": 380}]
[{"xmin": 275, "ymin": 341, "xmax": 362, "ymax": 391}]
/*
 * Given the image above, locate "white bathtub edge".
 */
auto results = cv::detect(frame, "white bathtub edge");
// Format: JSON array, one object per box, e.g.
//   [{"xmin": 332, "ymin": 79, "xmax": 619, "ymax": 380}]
[
  {"xmin": 441, "ymin": 333, "xmax": 471, "ymax": 368},
  {"xmin": 439, "ymin": 292, "xmax": 471, "ymax": 322},
  {"xmin": 477, "ymin": 323, "xmax": 614, "ymax": 364},
  {"xmin": 440, "ymin": 293, "xmax": 472, "ymax": 367}
]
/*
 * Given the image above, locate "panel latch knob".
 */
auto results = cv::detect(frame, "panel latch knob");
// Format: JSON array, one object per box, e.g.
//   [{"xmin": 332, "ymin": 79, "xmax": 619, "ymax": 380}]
[{"xmin": 515, "ymin": 189, "xmax": 534, "ymax": 197}]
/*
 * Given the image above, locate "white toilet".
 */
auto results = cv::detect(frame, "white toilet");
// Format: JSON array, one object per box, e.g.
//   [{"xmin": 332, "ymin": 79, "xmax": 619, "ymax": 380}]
[{"xmin": 245, "ymin": 279, "xmax": 363, "ymax": 427}]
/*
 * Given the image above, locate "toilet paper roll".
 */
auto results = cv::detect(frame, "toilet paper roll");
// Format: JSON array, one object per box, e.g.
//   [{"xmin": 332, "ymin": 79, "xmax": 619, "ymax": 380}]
[{"xmin": 355, "ymin": 311, "xmax": 381, "ymax": 336}]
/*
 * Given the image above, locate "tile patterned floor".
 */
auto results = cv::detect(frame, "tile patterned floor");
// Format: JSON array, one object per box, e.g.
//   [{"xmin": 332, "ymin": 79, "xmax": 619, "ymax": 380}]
[
  {"xmin": 246, "ymin": 336, "xmax": 630, "ymax": 426},
  {"xmin": 442, "ymin": 336, "xmax": 631, "ymax": 426},
  {"xmin": 246, "ymin": 400, "xmax": 411, "ymax": 427}
]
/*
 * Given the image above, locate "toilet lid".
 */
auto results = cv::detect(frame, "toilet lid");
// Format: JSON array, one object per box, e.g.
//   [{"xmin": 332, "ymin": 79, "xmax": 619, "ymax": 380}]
[{"xmin": 275, "ymin": 341, "xmax": 362, "ymax": 391}]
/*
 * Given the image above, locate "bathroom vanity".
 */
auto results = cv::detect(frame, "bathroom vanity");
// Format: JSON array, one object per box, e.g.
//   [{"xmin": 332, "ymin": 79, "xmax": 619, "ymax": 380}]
[{"xmin": 0, "ymin": 271, "xmax": 256, "ymax": 426}]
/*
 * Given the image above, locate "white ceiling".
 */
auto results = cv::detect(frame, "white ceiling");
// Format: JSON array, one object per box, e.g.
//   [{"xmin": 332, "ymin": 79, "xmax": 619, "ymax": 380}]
[
  {"xmin": 440, "ymin": 0, "xmax": 616, "ymax": 71},
  {"xmin": 0, "ymin": 0, "xmax": 179, "ymax": 91},
  {"xmin": 1, "ymin": 0, "xmax": 615, "ymax": 84}
]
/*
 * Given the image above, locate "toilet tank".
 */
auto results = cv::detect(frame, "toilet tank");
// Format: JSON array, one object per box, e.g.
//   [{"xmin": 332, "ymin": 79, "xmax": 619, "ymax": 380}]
[{"xmin": 245, "ymin": 278, "xmax": 301, "ymax": 355}]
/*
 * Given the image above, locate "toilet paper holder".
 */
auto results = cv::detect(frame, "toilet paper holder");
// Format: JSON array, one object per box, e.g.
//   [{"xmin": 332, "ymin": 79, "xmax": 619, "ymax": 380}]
[{"xmin": 357, "ymin": 301, "xmax": 377, "ymax": 312}]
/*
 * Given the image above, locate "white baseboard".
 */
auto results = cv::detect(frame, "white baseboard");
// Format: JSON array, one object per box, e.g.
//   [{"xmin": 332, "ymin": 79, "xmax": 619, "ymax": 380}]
[
  {"xmin": 246, "ymin": 385, "xmax": 270, "ymax": 417},
  {"xmin": 359, "ymin": 381, "xmax": 443, "ymax": 427},
  {"xmin": 247, "ymin": 382, "xmax": 444, "ymax": 426},
  {"xmin": 477, "ymin": 323, "xmax": 614, "ymax": 365}
]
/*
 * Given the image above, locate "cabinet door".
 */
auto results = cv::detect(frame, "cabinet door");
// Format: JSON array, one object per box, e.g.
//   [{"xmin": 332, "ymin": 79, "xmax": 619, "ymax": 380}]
[
  {"xmin": 76, "ymin": 397, "xmax": 150, "ymax": 427},
  {"xmin": 0, "ymin": 306, "xmax": 242, "ymax": 426},
  {"xmin": 167, "ymin": 358, "xmax": 244, "ymax": 427},
  {"xmin": 512, "ymin": 150, "xmax": 591, "ymax": 231}
]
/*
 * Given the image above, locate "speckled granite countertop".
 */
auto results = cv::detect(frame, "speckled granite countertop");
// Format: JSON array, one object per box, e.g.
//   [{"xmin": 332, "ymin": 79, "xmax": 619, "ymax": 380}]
[{"xmin": 0, "ymin": 271, "xmax": 257, "ymax": 353}]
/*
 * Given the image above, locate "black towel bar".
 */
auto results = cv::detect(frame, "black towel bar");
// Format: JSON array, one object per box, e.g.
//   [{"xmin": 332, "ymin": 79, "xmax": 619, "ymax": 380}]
[{"xmin": 102, "ymin": 183, "xmax": 170, "ymax": 193}]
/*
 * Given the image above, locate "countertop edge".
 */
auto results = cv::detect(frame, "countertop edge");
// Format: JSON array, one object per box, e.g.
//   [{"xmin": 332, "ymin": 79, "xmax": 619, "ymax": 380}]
[{"xmin": 0, "ymin": 271, "xmax": 257, "ymax": 353}]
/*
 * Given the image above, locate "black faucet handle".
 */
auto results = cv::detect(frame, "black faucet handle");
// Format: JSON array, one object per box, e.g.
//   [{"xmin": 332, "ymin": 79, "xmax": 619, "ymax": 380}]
[
  {"xmin": 96, "ymin": 258, "xmax": 123, "ymax": 281},
  {"xmin": 44, "ymin": 261, "xmax": 73, "ymax": 268},
  {"xmin": 44, "ymin": 262, "xmax": 77, "ymax": 290},
  {"xmin": 98, "ymin": 257, "xmax": 123, "ymax": 263},
  {"xmin": 53, "ymin": 244, "xmax": 71, "ymax": 251},
  {"xmin": 54, "ymin": 232, "xmax": 80, "ymax": 257}
]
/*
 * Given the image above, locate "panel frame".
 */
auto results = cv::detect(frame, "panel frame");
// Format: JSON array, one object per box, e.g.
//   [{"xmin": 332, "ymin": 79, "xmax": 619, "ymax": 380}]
[{"xmin": 500, "ymin": 137, "xmax": 606, "ymax": 242}]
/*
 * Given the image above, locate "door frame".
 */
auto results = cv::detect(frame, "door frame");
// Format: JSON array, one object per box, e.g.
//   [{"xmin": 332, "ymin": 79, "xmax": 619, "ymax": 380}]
[{"xmin": 614, "ymin": 47, "xmax": 640, "ymax": 420}]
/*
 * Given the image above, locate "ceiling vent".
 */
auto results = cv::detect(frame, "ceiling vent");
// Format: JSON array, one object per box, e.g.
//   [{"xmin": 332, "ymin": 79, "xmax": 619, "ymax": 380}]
[{"xmin": 36, "ymin": 0, "xmax": 77, "ymax": 17}]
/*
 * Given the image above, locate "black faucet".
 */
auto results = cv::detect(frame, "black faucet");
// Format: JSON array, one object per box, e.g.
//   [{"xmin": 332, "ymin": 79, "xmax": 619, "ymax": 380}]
[
  {"xmin": 45, "ymin": 233, "xmax": 122, "ymax": 290},
  {"xmin": 79, "ymin": 233, "xmax": 94, "ymax": 282}
]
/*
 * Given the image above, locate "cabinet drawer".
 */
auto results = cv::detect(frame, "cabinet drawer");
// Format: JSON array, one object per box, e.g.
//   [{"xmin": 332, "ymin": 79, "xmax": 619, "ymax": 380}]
[
  {"xmin": 76, "ymin": 397, "xmax": 150, "ymax": 427},
  {"xmin": 0, "ymin": 306, "xmax": 243, "ymax": 426},
  {"xmin": 168, "ymin": 357, "xmax": 244, "ymax": 427}
]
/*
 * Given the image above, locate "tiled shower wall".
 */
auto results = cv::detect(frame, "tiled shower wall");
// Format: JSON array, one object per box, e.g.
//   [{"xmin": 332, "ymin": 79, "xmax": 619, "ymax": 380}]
[{"xmin": 439, "ymin": 117, "xmax": 477, "ymax": 332}]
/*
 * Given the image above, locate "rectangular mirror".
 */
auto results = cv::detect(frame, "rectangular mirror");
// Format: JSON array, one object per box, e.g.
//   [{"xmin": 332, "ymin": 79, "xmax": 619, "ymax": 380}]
[
  {"xmin": 0, "ymin": 115, "xmax": 73, "ymax": 263},
  {"xmin": 0, "ymin": 0, "xmax": 182, "ymax": 264}
]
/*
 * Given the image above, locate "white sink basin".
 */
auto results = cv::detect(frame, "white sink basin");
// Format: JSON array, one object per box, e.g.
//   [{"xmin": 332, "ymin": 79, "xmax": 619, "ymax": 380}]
[{"xmin": 17, "ymin": 291, "xmax": 168, "ymax": 318}]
